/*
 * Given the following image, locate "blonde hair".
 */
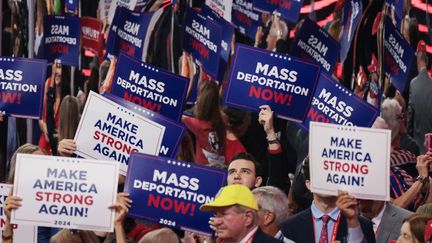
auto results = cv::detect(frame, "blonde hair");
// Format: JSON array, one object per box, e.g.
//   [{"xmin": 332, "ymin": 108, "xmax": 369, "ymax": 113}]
[{"xmin": 7, "ymin": 144, "xmax": 45, "ymax": 184}]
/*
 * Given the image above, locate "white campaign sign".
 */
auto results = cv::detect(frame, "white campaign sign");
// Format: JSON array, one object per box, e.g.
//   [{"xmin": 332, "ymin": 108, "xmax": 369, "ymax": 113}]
[
  {"xmin": 205, "ymin": 0, "xmax": 232, "ymax": 22},
  {"xmin": 108, "ymin": 0, "xmax": 138, "ymax": 24},
  {"xmin": 0, "ymin": 183, "xmax": 37, "ymax": 243},
  {"xmin": 309, "ymin": 122, "xmax": 391, "ymax": 200},
  {"xmin": 11, "ymin": 154, "xmax": 119, "ymax": 232},
  {"xmin": 74, "ymin": 91, "xmax": 165, "ymax": 175}
]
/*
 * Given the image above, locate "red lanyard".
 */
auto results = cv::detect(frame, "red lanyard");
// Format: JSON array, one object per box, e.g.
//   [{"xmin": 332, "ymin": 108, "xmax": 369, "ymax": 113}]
[{"xmin": 312, "ymin": 213, "xmax": 342, "ymax": 243}]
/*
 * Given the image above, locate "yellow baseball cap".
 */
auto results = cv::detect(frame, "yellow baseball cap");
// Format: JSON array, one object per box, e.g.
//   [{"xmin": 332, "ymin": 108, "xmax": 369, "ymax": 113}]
[{"xmin": 200, "ymin": 184, "xmax": 258, "ymax": 211}]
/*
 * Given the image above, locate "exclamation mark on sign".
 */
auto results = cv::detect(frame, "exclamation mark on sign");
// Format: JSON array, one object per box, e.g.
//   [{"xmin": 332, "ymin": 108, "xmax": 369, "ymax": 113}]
[
  {"xmin": 287, "ymin": 95, "xmax": 293, "ymax": 106},
  {"xmin": 157, "ymin": 104, "xmax": 161, "ymax": 112},
  {"xmin": 84, "ymin": 208, "xmax": 89, "ymax": 217},
  {"xmin": 189, "ymin": 204, "xmax": 196, "ymax": 217},
  {"xmin": 361, "ymin": 177, "xmax": 364, "ymax": 187}
]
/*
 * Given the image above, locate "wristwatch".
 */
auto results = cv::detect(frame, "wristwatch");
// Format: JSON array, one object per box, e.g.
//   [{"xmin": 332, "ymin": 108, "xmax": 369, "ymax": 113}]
[
  {"xmin": 266, "ymin": 132, "xmax": 281, "ymax": 144},
  {"xmin": 416, "ymin": 175, "xmax": 429, "ymax": 185}
]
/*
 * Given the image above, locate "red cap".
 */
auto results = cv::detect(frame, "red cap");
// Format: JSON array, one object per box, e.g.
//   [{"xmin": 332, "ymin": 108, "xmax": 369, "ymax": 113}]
[
  {"xmin": 372, "ymin": 12, "xmax": 382, "ymax": 36},
  {"xmin": 368, "ymin": 54, "xmax": 378, "ymax": 73},
  {"xmin": 417, "ymin": 40, "xmax": 427, "ymax": 53},
  {"xmin": 424, "ymin": 219, "xmax": 432, "ymax": 242}
]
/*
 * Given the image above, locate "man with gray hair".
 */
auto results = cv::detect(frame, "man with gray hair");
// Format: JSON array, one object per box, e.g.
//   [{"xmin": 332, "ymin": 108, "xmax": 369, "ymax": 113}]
[{"xmin": 252, "ymin": 186, "xmax": 294, "ymax": 243}]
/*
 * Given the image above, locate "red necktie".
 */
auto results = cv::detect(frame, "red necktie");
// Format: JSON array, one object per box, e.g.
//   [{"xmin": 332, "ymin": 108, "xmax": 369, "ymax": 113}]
[{"xmin": 319, "ymin": 215, "xmax": 330, "ymax": 243}]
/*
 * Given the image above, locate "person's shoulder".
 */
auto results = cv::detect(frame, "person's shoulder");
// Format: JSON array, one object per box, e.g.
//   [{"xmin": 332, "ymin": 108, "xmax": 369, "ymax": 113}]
[
  {"xmin": 252, "ymin": 228, "xmax": 283, "ymax": 243},
  {"xmin": 281, "ymin": 209, "xmax": 311, "ymax": 233}
]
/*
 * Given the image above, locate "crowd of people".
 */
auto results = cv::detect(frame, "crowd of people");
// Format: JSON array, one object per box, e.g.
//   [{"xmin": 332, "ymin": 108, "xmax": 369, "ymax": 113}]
[{"xmin": 1, "ymin": 0, "xmax": 432, "ymax": 242}]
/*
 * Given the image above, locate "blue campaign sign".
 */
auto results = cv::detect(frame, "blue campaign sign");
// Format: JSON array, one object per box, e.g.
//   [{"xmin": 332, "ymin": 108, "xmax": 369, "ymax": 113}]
[
  {"xmin": 386, "ymin": 0, "xmax": 403, "ymax": 28},
  {"xmin": 125, "ymin": 153, "xmax": 227, "ymax": 235},
  {"xmin": 183, "ymin": 8, "xmax": 223, "ymax": 79},
  {"xmin": 301, "ymin": 73, "xmax": 379, "ymax": 131},
  {"xmin": 383, "ymin": 16, "xmax": 414, "ymax": 92},
  {"xmin": 253, "ymin": 0, "xmax": 304, "ymax": 23},
  {"xmin": 65, "ymin": 0, "xmax": 78, "ymax": 14},
  {"xmin": 224, "ymin": 44, "xmax": 321, "ymax": 122},
  {"xmin": 202, "ymin": 6, "xmax": 234, "ymax": 82},
  {"xmin": 291, "ymin": 17, "xmax": 340, "ymax": 75},
  {"xmin": 111, "ymin": 53, "xmax": 189, "ymax": 122},
  {"xmin": 340, "ymin": 0, "xmax": 362, "ymax": 62},
  {"xmin": 106, "ymin": 7, "xmax": 153, "ymax": 59},
  {"xmin": 0, "ymin": 57, "xmax": 47, "ymax": 119},
  {"xmin": 231, "ymin": 0, "xmax": 260, "ymax": 40},
  {"xmin": 104, "ymin": 94, "xmax": 186, "ymax": 158},
  {"xmin": 43, "ymin": 15, "xmax": 80, "ymax": 67}
]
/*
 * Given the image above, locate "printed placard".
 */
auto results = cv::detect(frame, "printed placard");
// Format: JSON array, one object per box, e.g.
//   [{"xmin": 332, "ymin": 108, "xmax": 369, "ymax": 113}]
[
  {"xmin": 253, "ymin": 0, "xmax": 304, "ymax": 23},
  {"xmin": 98, "ymin": 0, "xmax": 113, "ymax": 22},
  {"xmin": 74, "ymin": 91, "xmax": 165, "ymax": 175},
  {"xmin": 309, "ymin": 122, "xmax": 391, "ymax": 200},
  {"xmin": 301, "ymin": 74, "xmax": 378, "ymax": 131},
  {"xmin": 43, "ymin": 15, "xmax": 80, "ymax": 67},
  {"xmin": 340, "ymin": 0, "xmax": 362, "ymax": 62},
  {"xmin": 11, "ymin": 154, "xmax": 119, "ymax": 232},
  {"xmin": 111, "ymin": 53, "xmax": 189, "ymax": 122},
  {"xmin": 108, "ymin": 0, "xmax": 138, "ymax": 24},
  {"xmin": 124, "ymin": 153, "xmax": 227, "ymax": 235},
  {"xmin": 65, "ymin": 0, "xmax": 78, "ymax": 14},
  {"xmin": 1, "ymin": 183, "xmax": 37, "ymax": 243},
  {"xmin": 106, "ymin": 93, "xmax": 186, "ymax": 159},
  {"xmin": 106, "ymin": 7, "xmax": 153, "ymax": 59},
  {"xmin": 183, "ymin": 8, "xmax": 223, "ymax": 79},
  {"xmin": 383, "ymin": 16, "xmax": 415, "ymax": 92},
  {"xmin": 0, "ymin": 57, "xmax": 47, "ymax": 119},
  {"xmin": 224, "ymin": 44, "xmax": 321, "ymax": 122},
  {"xmin": 202, "ymin": 6, "xmax": 234, "ymax": 82},
  {"xmin": 291, "ymin": 18, "xmax": 340, "ymax": 74},
  {"xmin": 80, "ymin": 17, "xmax": 103, "ymax": 53},
  {"xmin": 231, "ymin": 0, "xmax": 260, "ymax": 39},
  {"xmin": 205, "ymin": 0, "xmax": 232, "ymax": 22}
]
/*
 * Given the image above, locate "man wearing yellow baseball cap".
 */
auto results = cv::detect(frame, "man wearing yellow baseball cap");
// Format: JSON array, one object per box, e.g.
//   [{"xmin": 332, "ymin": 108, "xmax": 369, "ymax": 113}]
[{"xmin": 200, "ymin": 184, "xmax": 282, "ymax": 243}]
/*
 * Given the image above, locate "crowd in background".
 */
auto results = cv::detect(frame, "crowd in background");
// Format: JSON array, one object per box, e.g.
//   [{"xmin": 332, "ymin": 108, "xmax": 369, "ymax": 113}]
[{"xmin": 1, "ymin": 0, "xmax": 432, "ymax": 242}]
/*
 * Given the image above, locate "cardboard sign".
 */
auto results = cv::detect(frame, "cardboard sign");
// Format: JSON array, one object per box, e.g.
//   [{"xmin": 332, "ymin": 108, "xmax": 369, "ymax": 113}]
[
  {"xmin": 74, "ymin": 91, "xmax": 166, "ymax": 175},
  {"xmin": 124, "ymin": 153, "xmax": 227, "ymax": 235},
  {"xmin": 11, "ymin": 154, "xmax": 119, "ymax": 232},
  {"xmin": 80, "ymin": 17, "xmax": 103, "ymax": 54},
  {"xmin": 291, "ymin": 18, "xmax": 340, "ymax": 74},
  {"xmin": 253, "ymin": 0, "xmax": 304, "ymax": 23},
  {"xmin": 340, "ymin": 0, "xmax": 362, "ymax": 62},
  {"xmin": 231, "ymin": 0, "xmax": 260, "ymax": 39},
  {"xmin": 205, "ymin": 0, "xmax": 232, "ymax": 22},
  {"xmin": 111, "ymin": 53, "xmax": 189, "ymax": 122},
  {"xmin": 43, "ymin": 15, "xmax": 80, "ymax": 67},
  {"xmin": 383, "ymin": 16, "xmax": 414, "ymax": 92},
  {"xmin": 106, "ymin": 93, "xmax": 186, "ymax": 159},
  {"xmin": 224, "ymin": 44, "xmax": 321, "ymax": 122},
  {"xmin": 183, "ymin": 8, "xmax": 223, "ymax": 79},
  {"xmin": 301, "ymin": 74, "xmax": 379, "ymax": 131},
  {"xmin": 106, "ymin": 7, "xmax": 153, "ymax": 59},
  {"xmin": 0, "ymin": 183, "xmax": 37, "ymax": 243},
  {"xmin": 0, "ymin": 57, "xmax": 47, "ymax": 119},
  {"xmin": 309, "ymin": 122, "xmax": 391, "ymax": 200},
  {"xmin": 202, "ymin": 6, "xmax": 234, "ymax": 82},
  {"xmin": 108, "ymin": 0, "xmax": 138, "ymax": 24}
]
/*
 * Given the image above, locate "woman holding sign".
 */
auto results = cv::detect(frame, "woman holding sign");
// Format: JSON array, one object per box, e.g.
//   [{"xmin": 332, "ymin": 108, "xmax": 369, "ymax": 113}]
[
  {"xmin": 38, "ymin": 61, "xmax": 69, "ymax": 155},
  {"xmin": 182, "ymin": 80, "xmax": 226, "ymax": 164}
]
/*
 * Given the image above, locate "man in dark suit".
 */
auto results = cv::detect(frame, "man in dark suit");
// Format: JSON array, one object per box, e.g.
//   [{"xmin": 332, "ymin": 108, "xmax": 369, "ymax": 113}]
[
  {"xmin": 359, "ymin": 200, "xmax": 412, "ymax": 242},
  {"xmin": 281, "ymin": 157, "xmax": 376, "ymax": 243},
  {"xmin": 408, "ymin": 40, "xmax": 432, "ymax": 154},
  {"xmin": 201, "ymin": 184, "xmax": 282, "ymax": 243}
]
